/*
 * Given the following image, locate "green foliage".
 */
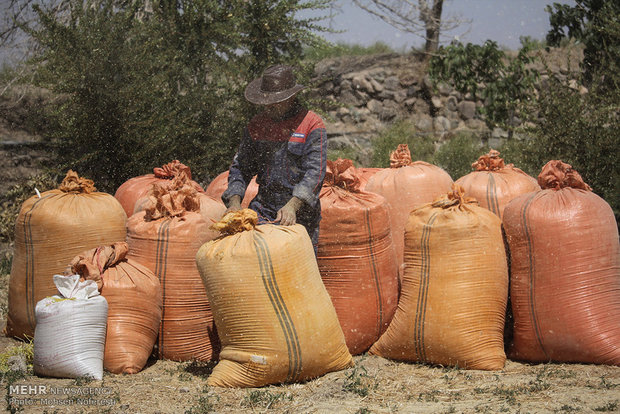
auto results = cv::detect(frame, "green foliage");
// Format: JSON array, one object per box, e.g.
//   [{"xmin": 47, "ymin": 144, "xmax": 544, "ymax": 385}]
[
  {"xmin": 342, "ymin": 364, "xmax": 376, "ymax": 397},
  {"xmin": 593, "ymin": 400, "xmax": 618, "ymax": 412},
  {"xmin": 432, "ymin": 132, "xmax": 490, "ymax": 181},
  {"xmin": 241, "ymin": 389, "xmax": 292, "ymax": 410},
  {"xmin": 429, "ymin": 41, "xmax": 504, "ymax": 99},
  {"xmin": 304, "ymin": 41, "xmax": 396, "ymax": 61},
  {"xmin": 0, "ymin": 172, "xmax": 59, "ymax": 244},
  {"xmin": 185, "ymin": 388, "xmax": 219, "ymax": 414},
  {"xmin": 0, "ymin": 341, "xmax": 33, "ymax": 374},
  {"xmin": 1, "ymin": 339, "xmax": 33, "ymax": 413},
  {"xmin": 370, "ymin": 120, "xmax": 435, "ymax": 167},
  {"xmin": 546, "ymin": 0, "xmax": 620, "ymax": 89},
  {"xmin": 184, "ymin": 396, "xmax": 216, "ymax": 414},
  {"xmin": 22, "ymin": 0, "xmax": 332, "ymax": 192},
  {"xmin": 72, "ymin": 374, "xmax": 95, "ymax": 386},
  {"xmin": 429, "ymin": 40, "xmax": 539, "ymax": 137},
  {"xmin": 0, "ymin": 253, "xmax": 11, "ymax": 276},
  {"xmin": 327, "ymin": 146, "xmax": 360, "ymax": 164},
  {"xmin": 519, "ymin": 36, "xmax": 547, "ymax": 51},
  {"xmin": 0, "ymin": 64, "xmax": 18, "ymax": 83},
  {"xmin": 237, "ymin": 0, "xmax": 332, "ymax": 77}
]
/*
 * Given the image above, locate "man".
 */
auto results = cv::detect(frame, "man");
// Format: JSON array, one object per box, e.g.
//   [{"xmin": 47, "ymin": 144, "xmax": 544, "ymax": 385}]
[{"xmin": 222, "ymin": 64, "xmax": 327, "ymax": 252}]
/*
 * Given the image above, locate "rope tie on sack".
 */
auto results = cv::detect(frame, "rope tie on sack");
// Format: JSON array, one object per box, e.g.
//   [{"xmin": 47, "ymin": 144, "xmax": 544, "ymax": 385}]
[
  {"xmin": 58, "ymin": 170, "xmax": 97, "ymax": 193},
  {"xmin": 153, "ymin": 160, "xmax": 193, "ymax": 180},
  {"xmin": 537, "ymin": 160, "xmax": 592, "ymax": 191},
  {"xmin": 66, "ymin": 242, "xmax": 129, "ymax": 290},
  {"xmin": 211, "ymin": 209, "xmax": 259, "ymax": 235},
  {"xmin": 432, "ymin": 184, "xmax": 479, "ymax": 209},
  {"xmin": 324, "ymin": 159, "xmax": 361, "ymax": 192},
  {"xmin": 472, "ymin": 149, "xmax": 512, "ymax": 171},
  {"xmin": 143, "ymin": 171, "xmax": 201, "ymax": 220},
  {"xmin": 389, "ymin": 144, "xmax": 413, "ymax": 168}
]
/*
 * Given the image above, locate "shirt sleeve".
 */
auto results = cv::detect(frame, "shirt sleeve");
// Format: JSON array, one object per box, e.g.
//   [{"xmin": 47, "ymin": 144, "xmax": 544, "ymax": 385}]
[
  {"xmin": 292, "ymin": 126, "xmax": 327, "ymax": 208},
  {"xmin": 221, "ymin": 128, "xmax": 257, "ymax": 207}
]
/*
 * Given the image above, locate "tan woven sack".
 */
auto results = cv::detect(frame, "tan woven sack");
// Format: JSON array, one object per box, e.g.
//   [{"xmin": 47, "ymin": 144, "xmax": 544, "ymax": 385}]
[
  {"xmin": 196, "ymin": 210, "xmax": 353, "ymax": 387},
  {"xmin": 370, "ymin": 186, "xmax": 508, "ymax": 370},
  {"xmin": 6, "ymin": 171, "xmax": 127, "ymax": 339}
]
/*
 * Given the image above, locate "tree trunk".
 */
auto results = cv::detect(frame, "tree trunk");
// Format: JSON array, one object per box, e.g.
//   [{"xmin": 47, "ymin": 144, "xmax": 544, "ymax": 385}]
[{"xmin": 420, "ymin": 0, "xmax": 443, "ymax": 54}]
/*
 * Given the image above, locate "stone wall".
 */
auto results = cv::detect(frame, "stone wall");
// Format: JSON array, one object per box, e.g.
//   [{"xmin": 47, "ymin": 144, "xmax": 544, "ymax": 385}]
[
  {"xmin": 309, "ymin": 47, "xmax": 583, "ymax": 164},
  {"xmin": 310, "ymin": 53, "xmax": 490, "ymax": 158}
]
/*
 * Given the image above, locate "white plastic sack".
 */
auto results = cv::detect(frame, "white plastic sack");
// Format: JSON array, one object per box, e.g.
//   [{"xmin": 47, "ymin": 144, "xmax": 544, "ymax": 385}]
[{"xmin": 34, "ymin": 274, "xmax": 108, "ymax": 380}]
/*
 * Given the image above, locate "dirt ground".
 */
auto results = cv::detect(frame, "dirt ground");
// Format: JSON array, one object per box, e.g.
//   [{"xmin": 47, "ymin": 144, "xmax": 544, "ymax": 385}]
[
  {"xmin": 0, "ymin": 280, "xmax": 618, "ymax": 414},
  {"xmin": 1, "ymin": 337, "xmax": 619, "ymax": 414}
]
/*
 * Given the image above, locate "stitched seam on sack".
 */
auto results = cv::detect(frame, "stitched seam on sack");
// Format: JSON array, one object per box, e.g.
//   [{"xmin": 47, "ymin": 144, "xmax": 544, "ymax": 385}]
[
  {"xmin": 486, "ymin": 173, "xmax": 500, "ymax": 216},
  {"xmin": 254, "ymin": 233, "xmax": 302, "ymax": 382},
  {"xmin": 24, "ymin": 194, "xmax": 54, "ymax": 331},
  {"xmin": 521, "ymin": 193, "xmax": 549, "ymax": 359},
  {"xmin": 155, "ymin": 218, "xmax": 171, "ymax": 354},
  {"xmin": 364, "ymin": 207, "xmax": 383, "ymax": 338},
  {"xmin": 414, "ymin": 212, "xmax": 438, "ymax": 363}
]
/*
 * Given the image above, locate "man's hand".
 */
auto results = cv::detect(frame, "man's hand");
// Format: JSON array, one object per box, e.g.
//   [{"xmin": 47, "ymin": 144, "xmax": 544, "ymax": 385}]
[
  {"xmin": 276, "ymin": 197, "xmax": 303, "ymax": 226},
  {"xmin": 225, "ymin": 195, "xmax": 242, "ymax": 214}
]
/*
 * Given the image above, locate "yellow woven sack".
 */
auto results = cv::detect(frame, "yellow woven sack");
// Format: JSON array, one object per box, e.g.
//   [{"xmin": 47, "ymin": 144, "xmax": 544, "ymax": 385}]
[
  {"xmin": 369, "ymin": 185, "xmax": 508, "ymax": 370},
  {"xmin": 196, "ymin": 210, "xmax": 353, "ymax": 387},
  {"xmin": 6, "ymin": 170, "xmax": 127, "ymax": 339}
]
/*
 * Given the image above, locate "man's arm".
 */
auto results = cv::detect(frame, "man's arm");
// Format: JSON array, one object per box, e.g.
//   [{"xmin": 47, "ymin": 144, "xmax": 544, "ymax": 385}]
[
  {"xmin": 291, "ymin": 126, "xmax": 327, "ymax": 208},
  {"xmin": 222, "ymin": 128, "xmax": 256, "ymax": 209},
  {"xmin": 276, "ymin": 125, "xmax": 327, "ymax": 225}
]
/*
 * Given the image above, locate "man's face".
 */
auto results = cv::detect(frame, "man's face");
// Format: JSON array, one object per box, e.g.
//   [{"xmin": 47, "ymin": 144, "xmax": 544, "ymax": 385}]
[{"xmin": 264, "ymin": 97, "xmax": 295, "ymax": 119}]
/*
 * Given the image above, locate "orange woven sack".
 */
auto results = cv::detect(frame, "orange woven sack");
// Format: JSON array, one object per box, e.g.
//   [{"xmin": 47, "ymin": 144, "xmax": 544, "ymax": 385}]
[
  {"xmin": 114, "ymin": 160, "xmax": 204, "ymax": 217},
  {"xmin": 196, "ymin": 210, "xmax": 353, "ymax": 387},
  {"xmin": 67, "ymin": 242, "xmax": 162, "ymax": 374},
  {"xmin": 133, "ymin": 179, "xmax": 225, "ymax": 226},
  {"xmin": 126, "ymin": 177, "xmax": 219, "ymax": 361},
  {"xmin": 204, "ymin": 170, "xmax": 259, "ymax": 208},
  {"xmin": 503, "ymin": 160, "xmax": 620, "ymax": 365},
  {"xmin": 370, "ymin": 185, "xmax": 508, "ymax": 370},
  {"xmin": 318, "ymin": 159, "xmax": 399, "ymax": 355},
  {"xmin": 455, "ymin": 150, "xmax": 540, "ymax": 218},
  {"xmin": 356, "ymin": 167, "xmax": 382, "ymax": 191},
  {"xmin": 6, "ymin": 171, "xmax": 127, "ymax": 339},
  {"xmin": 365, "ymin": 144, "xmax": 453, "ymax": 268}
]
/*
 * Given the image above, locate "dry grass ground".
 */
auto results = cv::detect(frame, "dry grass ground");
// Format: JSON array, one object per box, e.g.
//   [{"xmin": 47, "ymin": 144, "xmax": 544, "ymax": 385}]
[
  {"xmin": 0, "ymin": 264, "xmax": 618, "ymax": 414},
  {"xmin": 0, "ymin": 340, "xmax": 618, "ymax": 414}
]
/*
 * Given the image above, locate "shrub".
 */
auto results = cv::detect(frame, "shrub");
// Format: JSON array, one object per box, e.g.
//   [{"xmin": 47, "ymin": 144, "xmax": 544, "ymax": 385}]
[
  {"xmin": 0, "ymin": 172, "xmax": 59, "ymax": 244},
  {"xmin": 304, "ymin": 41, "xmax": 396, "ymax": 61},
  {"xmin": 432, "ymin": 132, "xmax": 489, "ymax": 181},
  {"xmin": 327, "ymin": 147, "xmax": 361, "ymax": 164},
  {"xmin": 429, "ymin": 40, "xmax": 539, "ymax": 138},
  {"xmin": 370, "ymin": 120, "xmax": 435, "ymax": 167},
  {"xmin": 22, "ymin": 0, "xmax": 333, "ymax": 193},
  {"xmin": 0, "ymin": 341, "xmax": 33, "ymax": 374}
]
